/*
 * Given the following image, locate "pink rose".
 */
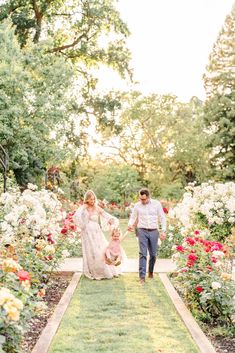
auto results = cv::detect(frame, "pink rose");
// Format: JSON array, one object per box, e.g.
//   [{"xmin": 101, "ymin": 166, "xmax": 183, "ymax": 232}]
[{"xmin": 17, "ymin": 270, "xmax": 30, "ymax": 282}]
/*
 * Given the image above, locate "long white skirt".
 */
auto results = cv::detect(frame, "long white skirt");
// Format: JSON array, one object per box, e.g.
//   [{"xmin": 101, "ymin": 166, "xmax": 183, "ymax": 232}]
[{"xmin": 81, "ymin": 220, "xmax": 121, "ymax": 280}]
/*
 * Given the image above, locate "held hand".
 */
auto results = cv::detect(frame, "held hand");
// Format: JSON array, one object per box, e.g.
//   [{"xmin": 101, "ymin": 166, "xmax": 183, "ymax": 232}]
[
  {"xmin": 108, "ymin": 219, "xmax": 114, "ymax": 225},
  {"xmin": 160, "ymin": 232, "xmax": 166, "ymax": 241},
  {"xmin": 127, "ymin": 226, "xmax": 134, "ymax": 232}
]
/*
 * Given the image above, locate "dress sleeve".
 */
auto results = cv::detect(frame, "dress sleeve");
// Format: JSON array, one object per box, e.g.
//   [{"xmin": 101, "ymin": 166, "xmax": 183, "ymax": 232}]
[
  {"xmin": 73, "ymin": 206, "xmax": 87, "ymax": 230},
  {"xmin": 99, "ymin": 208, "xmax": 119, "ymax": 231}
]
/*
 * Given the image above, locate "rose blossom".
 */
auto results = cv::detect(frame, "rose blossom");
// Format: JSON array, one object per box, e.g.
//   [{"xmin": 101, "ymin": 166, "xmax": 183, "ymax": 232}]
[
  {"xmin": 176, "ymin": 245, "xmax": 185, "ymax": 253},
  {"xmin": 211, "ymin": 281, "xmax": 221, "ymax": 290},
  {"xmin": 17, "ymin": 270, "xmax": 30, "ymax": 282},
  {"xmin": 195, "ymin": 286, "xmax": 203, "ymax": 293}
]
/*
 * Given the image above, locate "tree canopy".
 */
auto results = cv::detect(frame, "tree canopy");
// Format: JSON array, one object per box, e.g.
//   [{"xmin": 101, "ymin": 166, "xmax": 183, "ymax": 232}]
[{"xmin": 203, "ymin": 4, "xmax": 235, "ymax": 180}]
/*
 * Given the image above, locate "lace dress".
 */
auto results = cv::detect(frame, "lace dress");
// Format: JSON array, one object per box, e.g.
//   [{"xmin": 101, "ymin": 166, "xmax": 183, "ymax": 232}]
[{"xmin": 74, "ymin": 206, "xmax": 121, "ymax": 280}]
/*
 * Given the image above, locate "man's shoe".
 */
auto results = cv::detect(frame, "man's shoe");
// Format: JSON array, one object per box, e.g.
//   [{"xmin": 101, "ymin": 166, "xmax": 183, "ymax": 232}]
[
  {"xmin": 139, "ymin": 277, "xmax": 145, "ymax": 285},
  {"xmin": 148, "ymin": 272, "xmax": 154, "ymax": 278}
]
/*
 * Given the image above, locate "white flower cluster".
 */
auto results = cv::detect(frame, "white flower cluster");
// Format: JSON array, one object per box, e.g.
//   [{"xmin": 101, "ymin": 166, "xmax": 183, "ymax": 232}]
[
  {"xmin": 0, "ymin": 185, "xmax": 64, "ymax": 245},
  {"xmin": 174, "ymin": 181, "xmax": 235, "ymax": 229}
]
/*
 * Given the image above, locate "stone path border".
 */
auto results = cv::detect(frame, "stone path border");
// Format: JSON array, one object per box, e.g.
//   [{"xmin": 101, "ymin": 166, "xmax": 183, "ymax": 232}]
[
  {"xmin": 31, "ymin": 272, "xmax": 81, "ymax": 353},
  {"xmin": 159, "ymin": 273, "xmax": 216, "ymax": 353}
]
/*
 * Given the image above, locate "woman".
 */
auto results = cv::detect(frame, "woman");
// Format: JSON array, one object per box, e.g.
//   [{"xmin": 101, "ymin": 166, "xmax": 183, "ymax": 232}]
[{"xmin": 74, "ymin": 190, "xmax": 121, "ymax": 280}]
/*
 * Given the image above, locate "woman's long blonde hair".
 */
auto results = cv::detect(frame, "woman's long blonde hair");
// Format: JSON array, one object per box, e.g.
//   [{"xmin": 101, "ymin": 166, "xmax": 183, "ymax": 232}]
[{"xmin": 83, "ymin": 190, "xmax": 97, "ymax": 205}]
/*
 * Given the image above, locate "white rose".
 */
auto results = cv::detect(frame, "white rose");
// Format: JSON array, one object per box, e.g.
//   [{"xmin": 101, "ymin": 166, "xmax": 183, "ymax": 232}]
[
  {"xmin": 212, "ymin": 251, "xmax": 225, "ymax": 258},
  {"xmin": 44, "ymin": 245, "xmax": 55, "ymax": 255},
  {"xmin": 211, "ymin": 281, "xmax": 221, "ymax": 290},
  {"xmin": 62, "ymin": 250, "xmax": 70, "ymax": 258},
  {"xmin": 228, "ymin": 217, "xmax": 235, "ymax": 224},
  {"xmin": 27, "ymin": 183, "xmax": 38, "ymax": 191}
]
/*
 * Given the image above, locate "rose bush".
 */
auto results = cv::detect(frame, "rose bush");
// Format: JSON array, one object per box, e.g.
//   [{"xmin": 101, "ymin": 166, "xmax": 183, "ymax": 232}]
[
  {"xmin": 173, "ymin": 181, "xmax": 235, "ymax": 242},
  {"xmin": 172, "ymin": 234, "xmax": 235, "ymax": 326},
  {"xmin": 158, "ymin": 222, "xmax": 184, "ymax": 258},
  {"xmin": 0, "ymin": 255, "xmax": 36, "ymax": 353},
  {"xmin": 0, "ymin": 185, "xmax": 81, "ymax": 352}
]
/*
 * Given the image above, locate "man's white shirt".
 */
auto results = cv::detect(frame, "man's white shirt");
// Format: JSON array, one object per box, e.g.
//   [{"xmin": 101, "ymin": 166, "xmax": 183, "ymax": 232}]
[{"xmin": 128, "ymin": 199, "xmax": 167, "ymax": 231}]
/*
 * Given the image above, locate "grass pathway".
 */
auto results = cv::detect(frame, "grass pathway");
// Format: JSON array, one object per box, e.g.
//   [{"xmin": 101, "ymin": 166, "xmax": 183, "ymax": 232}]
[{"xmin": 48, "ymin": 274, "xmax": 200, "ymax": 353}]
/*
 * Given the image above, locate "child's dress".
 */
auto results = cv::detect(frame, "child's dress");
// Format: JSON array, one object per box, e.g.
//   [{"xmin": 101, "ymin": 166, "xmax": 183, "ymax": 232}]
[{"xmin": 105, "ymin": 239, "xmax": 122, "ymax": 265}]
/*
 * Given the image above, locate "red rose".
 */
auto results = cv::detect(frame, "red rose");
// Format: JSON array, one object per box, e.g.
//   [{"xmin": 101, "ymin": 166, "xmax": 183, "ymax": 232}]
[
  {"xmin": 17, "ymin": 270, "xmax": 30, "ymax": 282},
  {"xmin": 211, "ymin": 257, "xmax": 217, "ymax": 263},
  {"xmin": 61, "ymin": 227, "xmax": 68, "ymax": 234},
  {"xmin": 163, "ymin": 207, "xmax": 168, "ymax": 214},
  {"xmin": 188, "ymin": 254, "xmax": 197, "ymax": 262},
  {"xmin": 194, "ymin": 230, "xmax": 200, "ymax": 235},
  {"xmin": 186, "ymin": 237, "xmax": 196, "ymax": 246},
  {"xmin": 176, "ymin": 245, "xmax": 185, "ymax": 253},
  {"xmin": 204, "ymin": 247, "xmax": 211, "ymax": 253},
  {"xmin": 195, "ymin": 286, "xmax": 203, "ymax": 293}
]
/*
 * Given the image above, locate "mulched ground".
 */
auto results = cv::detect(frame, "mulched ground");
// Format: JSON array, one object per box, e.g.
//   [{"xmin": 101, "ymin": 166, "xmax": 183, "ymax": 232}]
[
  {"xmin": 21, "ymin": 274, "xmax": 72, "ymax": 353},
  {"xmin": 203, "ymin": 327, "xmax": 235, "ymax": 353}
]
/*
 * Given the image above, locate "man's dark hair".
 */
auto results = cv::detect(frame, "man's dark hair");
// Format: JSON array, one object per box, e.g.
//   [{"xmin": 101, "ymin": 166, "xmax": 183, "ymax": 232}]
[{"xmin": 139, "ymin": 188, "xmax": 150, "ymax": 197}]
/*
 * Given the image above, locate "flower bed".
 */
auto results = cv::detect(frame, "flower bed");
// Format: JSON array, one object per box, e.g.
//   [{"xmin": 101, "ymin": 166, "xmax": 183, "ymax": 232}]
[
  {"xmin": 0, "ymin": 185, "xmax": 81, "ymax": 353},
  {"xmin": 169, "ymin": 182, "xmax": 235, "ymax": 348},
  {"xmin": 172, "ymin": 236, "xmax": 234, "ymax": 325},
  {"xmin": 174, "ymin": 181, "xmax": 235, "ymax": 242}
]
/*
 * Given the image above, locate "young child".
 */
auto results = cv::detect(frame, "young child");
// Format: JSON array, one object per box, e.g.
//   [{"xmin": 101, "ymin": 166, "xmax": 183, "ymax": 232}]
[{"xmin": 104, "ymin": 228, "xmax": 127, "ymax": 266}]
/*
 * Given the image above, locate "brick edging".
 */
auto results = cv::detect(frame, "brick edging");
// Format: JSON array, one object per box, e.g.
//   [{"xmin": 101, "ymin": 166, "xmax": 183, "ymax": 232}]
[
  {"xmin": 31, "ymin": 272, "xmax": 81, "ymax": 353},
  {"xmin": 158, "ymin": 273, "xmax": 216, "ymax": 353}
]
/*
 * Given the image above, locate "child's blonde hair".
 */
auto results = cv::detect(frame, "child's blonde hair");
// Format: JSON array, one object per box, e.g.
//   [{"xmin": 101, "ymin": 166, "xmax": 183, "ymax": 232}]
[{"xmin": 111, "ymin": 227, "xmax": 121, "ymax": 237}]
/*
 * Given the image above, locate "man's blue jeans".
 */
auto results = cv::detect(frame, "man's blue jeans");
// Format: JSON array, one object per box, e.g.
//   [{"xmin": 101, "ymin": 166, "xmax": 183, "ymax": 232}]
[{"xmin": 137, "ymin": 228, "xmax": 159, "ymax": 278}]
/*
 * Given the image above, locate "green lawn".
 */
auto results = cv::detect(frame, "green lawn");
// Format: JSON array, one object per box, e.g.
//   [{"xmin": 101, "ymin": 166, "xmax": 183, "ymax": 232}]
[
  {"xmin": 104, "ymin": 219, "xmax": 139, "ymax": 258},
  {"xmin": 48, "ymin": 274, "xmax": 200, "ymax": 353}
]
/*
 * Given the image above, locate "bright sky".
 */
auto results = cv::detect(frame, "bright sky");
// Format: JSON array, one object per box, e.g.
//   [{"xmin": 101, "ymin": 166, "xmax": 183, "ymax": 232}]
[{"xmin": 97, "ymin": 0, "xmax": 234, "ymax": 102}]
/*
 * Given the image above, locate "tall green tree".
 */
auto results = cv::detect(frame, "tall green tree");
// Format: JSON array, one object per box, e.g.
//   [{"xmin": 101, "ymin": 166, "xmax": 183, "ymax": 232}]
[
  {"xmin": 0, "ymin": 1, "xmax": 132, "ymax": 186},
  {"xmin": 203, "ymin": 4, "xmax": 235, "ymax": 180},
  {"xmin": 0, "ymin": 0, "xmax": 131, "ymax": 75},
  {"xmin": 0, "ymin": 20, "xmax": 74, "ymax": 186}
]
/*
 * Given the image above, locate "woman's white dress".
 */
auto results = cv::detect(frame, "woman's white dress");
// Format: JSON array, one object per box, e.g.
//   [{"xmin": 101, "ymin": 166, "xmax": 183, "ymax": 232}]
[{"xmin": 74, "ymin": 206, "xmax": 122, "ymax": 280}]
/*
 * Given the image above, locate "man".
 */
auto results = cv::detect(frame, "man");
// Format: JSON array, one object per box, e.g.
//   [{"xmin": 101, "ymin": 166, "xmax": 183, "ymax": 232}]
[{"xmin": 128, "ymin": 188, "xmax": 167, "ymax": 284}]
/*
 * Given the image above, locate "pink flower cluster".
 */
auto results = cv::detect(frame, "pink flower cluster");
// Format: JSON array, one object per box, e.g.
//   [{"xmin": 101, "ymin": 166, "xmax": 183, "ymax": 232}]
[
  {"xmin": 175, "ymin": 233, "xmax": 227, "ymax": 293},
  {"xmin": 60, "ymin": 211, "xmax": 77, "ymax": 235}
]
